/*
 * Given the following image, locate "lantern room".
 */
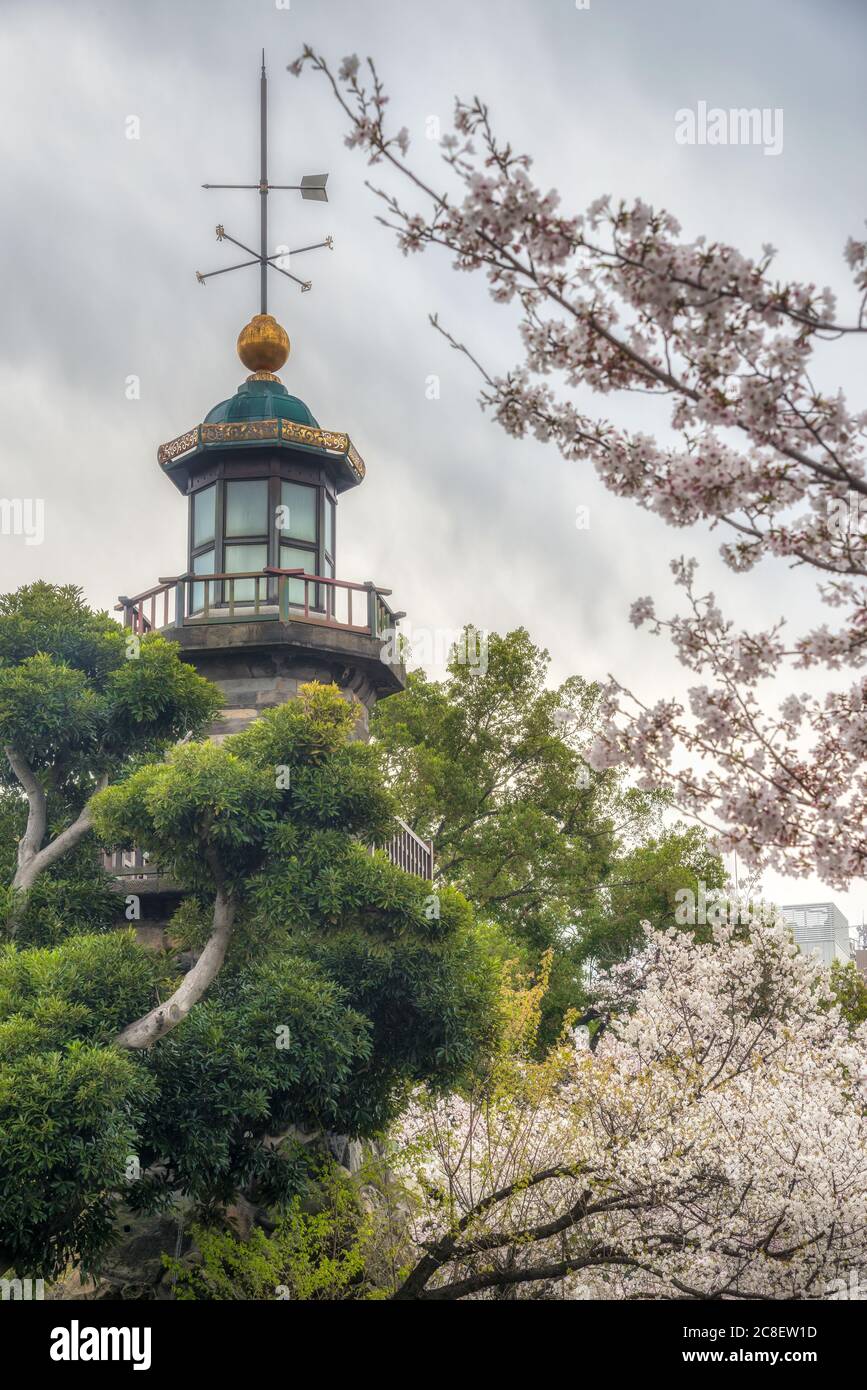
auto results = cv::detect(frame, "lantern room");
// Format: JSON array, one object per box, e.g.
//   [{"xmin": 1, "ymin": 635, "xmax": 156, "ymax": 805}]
[{"xmin": 154, "ymin": 313, "xmax": 366, "ymax": 617}]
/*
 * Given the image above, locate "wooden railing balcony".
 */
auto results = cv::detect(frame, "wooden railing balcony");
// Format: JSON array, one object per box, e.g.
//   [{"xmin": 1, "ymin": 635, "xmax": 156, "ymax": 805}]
[
  {"xmin": 103, "ymin": 818, "xmax": 435, "ymax": 885},
  {"xmin": 116, "ymin": 567, "xmax": 402, "ymax": 642}
]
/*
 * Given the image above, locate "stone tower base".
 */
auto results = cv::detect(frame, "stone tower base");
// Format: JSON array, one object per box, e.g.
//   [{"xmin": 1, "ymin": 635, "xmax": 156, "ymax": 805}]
[{"xmin": 160, "ymin": 615, "xmax": 406, "ymax": 741}]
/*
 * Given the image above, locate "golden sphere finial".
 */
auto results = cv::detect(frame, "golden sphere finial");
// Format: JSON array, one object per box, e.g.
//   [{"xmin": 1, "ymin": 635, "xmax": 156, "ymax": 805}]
[{"xmin": 236, "ymin": 313, "xmax": 290, "ymax": 378}]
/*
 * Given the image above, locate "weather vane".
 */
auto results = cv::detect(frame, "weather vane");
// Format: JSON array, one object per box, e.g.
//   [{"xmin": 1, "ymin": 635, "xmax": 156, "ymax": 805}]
[{"xmin": 196, "ymin": 52, "xmax": 332, "ymax": 310}]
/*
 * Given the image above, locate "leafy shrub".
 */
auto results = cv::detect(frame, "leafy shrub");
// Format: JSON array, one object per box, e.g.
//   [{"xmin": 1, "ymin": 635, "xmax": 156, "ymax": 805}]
[{"xmin": 164, "ymin": 1164, "xmax": 378, "ymax": 1301}]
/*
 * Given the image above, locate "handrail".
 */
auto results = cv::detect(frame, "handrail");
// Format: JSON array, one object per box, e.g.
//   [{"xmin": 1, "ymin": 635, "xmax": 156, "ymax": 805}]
[
  {"xmin": 265, "ymin": 565, "xmax": 378, "ymax": 593},
  {"xmin": 117, "ymin": 578, "xmax": 180, "ymax": 608},
  {"xmin": 107, "ymin": 817, "xmax": 434, "ymax": 885},
  {"xmin": 119, "ymin": 568, "xmax": 394, "ymax": 596},
  {"xmin": 116, "ymin": 568, "xmax": 399, "ymax": 640}
]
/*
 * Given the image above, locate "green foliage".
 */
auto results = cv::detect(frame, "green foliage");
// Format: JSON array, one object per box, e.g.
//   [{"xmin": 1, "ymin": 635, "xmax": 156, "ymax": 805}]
[
  {"xmin": 373, "ymin": 630, "xmax": 615, "ymax": 943},
  {"xmin": 372, "ymin": 628, "xmax": 632, "ymax": 947},
  {"xmin": 137, "ymin": 953, "xmax": 372, "ymax": 1206},
  {"xmin": 93, "ymin": 742, "xmax": 281, "ymax": 894},
  {"xmin": 0, "ymin": 582, "xmax": 220, "ymax": 952},
  {"xmin": 0, "ymin": 874, "xmax": 119, "ymax": 948},
  {"xmin": 121, "ymin": 686, "xmax": 500, "ymax": 1196},
  {"xmin": 565, "ymin": 826, "xmax": 727, "ymax": 968},
  {"xmin": 0, "ymin": 1036, "xmax": 152, "ymax": 1279},
  {"xmin": 297, "ymin": 892, "xmax": 498, "ymax": 1130},
  {"xmin": 134, "ymin": 905, "xmax": 495, "ymax": 1208},
  {"xmin": 0, "ymin": 585, "xmax": 220, "ymax": 791},
  {"xmin": 1, "ymin": 678, "xmax": 499, "ymax": 1278},
  {"xmin": 829, "ymin": 959, "xmax": 867, "ymax": 1030},
  {"xmin": 165, "ymin": 896, "xmax": 213, "ymax": 955},
  {"xmin": 165, "ymin": 1164, "xmax": 376, "ymax": 1300},
  {"xmin": 249, "ymin": 832, "xmax": 449, "ymax": 938},
  {"xmin": 0, "ymin": 584, "xmax": 217, "ymax": 1275},
  {"xmin": 0, "ymin": 932, "xmax": 161, "ymax": 1049},
  {"xmin": 0, "ymin": 930, "xmax": 163, "ymax": 1275},
  {"xmin": 93, "ymin": 692, "xmax": 395, "ymax": 899},
  {"xmin": 101, "ymin": 634, "xmax": 221, "ymax": 757},
  {"xmin": 224, "ymin": 690, "xmax": 395, "ymax": 843},
  {"xmin": 0, "ymin": 654, "xmax": 96, "ymax": 768},
  {"xmin": 226, "ymin": 682, "xmax": 358, "ymax": 766},
  {"xmin": 0, "ymin": 582, "xmax": 125, "ymax": 681},
  {"xmin": 372, "ymin": 626, "xmax": 725, "ymax": 1045},
  {"xmin": 246, "ymin": 823, "xmax": 499, "ymax": 1130},
  {"xmin": 0, "ymin": 792, "xmax": 119, "ymax": 945}
]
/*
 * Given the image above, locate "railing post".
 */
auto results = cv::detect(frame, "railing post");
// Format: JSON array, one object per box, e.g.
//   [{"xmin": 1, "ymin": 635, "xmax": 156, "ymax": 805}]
[
  {"xmin": 174, "ymin": 577, "xmax": 186, "ymax": 627},
  {"xmin": 365, "ymin": 581, "xmax": 378, "ymax": 637}
]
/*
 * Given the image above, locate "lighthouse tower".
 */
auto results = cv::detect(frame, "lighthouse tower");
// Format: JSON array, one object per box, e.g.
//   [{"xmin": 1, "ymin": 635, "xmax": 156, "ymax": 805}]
[
  {"xmin": 109, "ymin": 59, "xmax": 429, "ymax": 911},
  {"xmin": 129, "ymin": 310, "xmax": 406, "ymax": 738},
  {"xmin": 117, "ymin": 57, "xmax": 406, "ymax": 738}
]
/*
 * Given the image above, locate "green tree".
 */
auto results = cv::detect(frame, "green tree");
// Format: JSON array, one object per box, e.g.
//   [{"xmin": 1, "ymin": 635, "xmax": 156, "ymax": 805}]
[
  {"xmin": 1, "ymin": 683, "xmax": 499, "ymax": 1276},
  {"xmin": 0, "ymin": 931, "xmax": 160, "ymax": 1277},
  {"xmin": 0, "ymin": 583, "xmax": 220, "ymax": 925},
  {"xmin": 0, "ymin": 789, "xmax": 118, "ymax": 947},
  {"xmin": 163, "ymin": 1163, "xmax": 378, "ymax": 1301},
  {"xmin": 828, "ymin": 958, "xmax": 867, "ymax": 1031},
  {"xmin": 372, "ymin": 627, "xmax": 725, "ymax": 1041}
]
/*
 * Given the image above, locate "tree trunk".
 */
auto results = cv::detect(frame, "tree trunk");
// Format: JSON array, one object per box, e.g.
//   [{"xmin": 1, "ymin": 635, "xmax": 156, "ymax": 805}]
[
  {"xmin": 4, "ymin": 746, "xmax": 106, "ymax": 936},
  {"xmin": 11, "ymin": 803, "xmax": 98, "ymax": 891},
  {"xmin": 114, "ymin": 887, "xmax": 235, "ymax": 1049}
]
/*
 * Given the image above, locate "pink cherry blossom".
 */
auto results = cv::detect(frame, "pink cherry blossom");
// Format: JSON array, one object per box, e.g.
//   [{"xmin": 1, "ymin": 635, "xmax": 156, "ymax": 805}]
[
  {"xmin": 291, "ymin": 48, "xmax": 867, "ymax": 886},
  {"xmin": 386, "ymin": 918, "xmax": 867, "ymax": 1300}
]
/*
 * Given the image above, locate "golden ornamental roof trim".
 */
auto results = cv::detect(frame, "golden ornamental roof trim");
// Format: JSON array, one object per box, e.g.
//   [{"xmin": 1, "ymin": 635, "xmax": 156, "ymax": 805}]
[{"xmin": 157, "ymin": 419, "xmax": 366, "ymax": 480}]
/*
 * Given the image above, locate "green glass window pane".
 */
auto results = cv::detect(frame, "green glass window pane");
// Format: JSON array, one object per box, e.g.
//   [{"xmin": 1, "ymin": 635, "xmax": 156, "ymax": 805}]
[
  {"xmin": 191, "ymin": 548, "xmax": 214, "ymax": 613},
  {"xmin": 225, "ymin": 479, "xmax": 268, "ymax": 537},
  {"xmin": 325, "ymin": 497, "xmax": 334, "ymax": 557},
  {"xmin": 192, "ymin": 484, "xmax": 216, "ymax": 548},
  {"xmin": 279, "ymin": 481, "xmax": 317, "ymax": 543},
  {"xmin": 280, "ymin": 543, "xmax": 314, "ymax": 605},
  {"xmin": 224, "ymin": 543, "xmax": 267, "ymax": 602}
]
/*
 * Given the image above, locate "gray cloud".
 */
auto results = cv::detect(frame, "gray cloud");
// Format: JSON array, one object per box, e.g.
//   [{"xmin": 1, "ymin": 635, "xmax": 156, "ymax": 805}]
[{"xmin": 1, "ymin": 0, "xmax": 865, "ymax": 917}]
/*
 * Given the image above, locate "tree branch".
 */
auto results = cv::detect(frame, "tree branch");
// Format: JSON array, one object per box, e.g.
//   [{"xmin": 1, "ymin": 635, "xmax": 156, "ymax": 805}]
[
  {"xmin": 392, "ymin": 1164, "xmax": 584, "ymax": 1299},
  {"xmin": 5, "ymin": 748, "xmax": 108, "ymax": 934},
  {"xmin": 114, "ymin": 870, "xmax": 235, "ymax": 1050},
  {"xmin": 5, "ymin": 745, "xmax": 47, "ymax": 885},
  {"xmin": 405, "ymin": 1248, "xmax": 638, "ymax": 1301}
]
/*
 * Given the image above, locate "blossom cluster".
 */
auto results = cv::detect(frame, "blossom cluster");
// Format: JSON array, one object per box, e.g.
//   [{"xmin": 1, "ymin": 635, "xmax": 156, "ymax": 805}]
[
  {"xmin": 291, "ymin": 48, "xmax": 867, "ymax": 884},
  {"xmin": 388, "ymin": 919, "xmax": 867, "ymax": 1300}
]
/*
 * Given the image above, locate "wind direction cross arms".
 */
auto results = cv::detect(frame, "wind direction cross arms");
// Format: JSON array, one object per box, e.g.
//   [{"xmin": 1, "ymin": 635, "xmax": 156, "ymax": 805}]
[{"xmin": 195, "ymin": 56, "xmax": 332, "ymax": 309}]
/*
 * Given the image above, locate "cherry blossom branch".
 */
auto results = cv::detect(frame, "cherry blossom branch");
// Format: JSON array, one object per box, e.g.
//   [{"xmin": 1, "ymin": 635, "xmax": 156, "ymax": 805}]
[{"xmin": 291, "ymin": 48, "xmax": 867, "ymax": 884}]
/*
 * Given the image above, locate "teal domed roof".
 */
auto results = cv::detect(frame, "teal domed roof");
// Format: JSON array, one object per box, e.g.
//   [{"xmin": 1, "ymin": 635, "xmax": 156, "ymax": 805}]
[{"xmin": 205, "ymin": 377, "xmax": 318, "ymax": 428}]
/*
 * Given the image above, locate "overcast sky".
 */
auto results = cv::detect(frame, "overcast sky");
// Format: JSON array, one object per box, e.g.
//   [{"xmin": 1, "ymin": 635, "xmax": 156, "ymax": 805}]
[{"xmin": 2, "ymin": 0, "xmax": 866, "ymax": 922}]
